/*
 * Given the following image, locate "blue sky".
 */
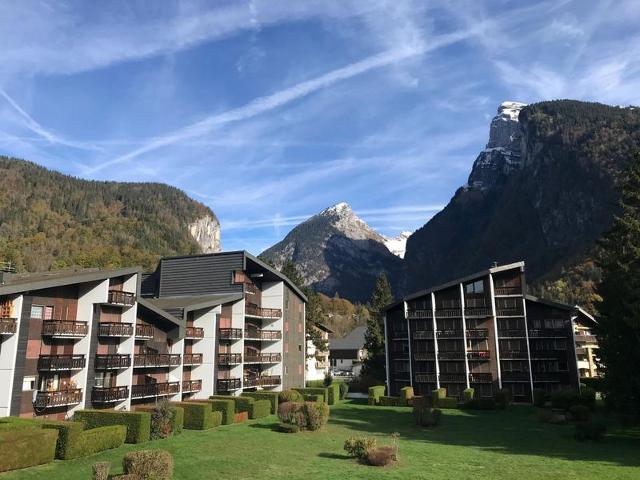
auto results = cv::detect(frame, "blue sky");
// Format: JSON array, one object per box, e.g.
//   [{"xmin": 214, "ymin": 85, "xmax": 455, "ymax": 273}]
[{"xmin": 1, "ymin": 1, "xmax": 639, "ymax": 254}]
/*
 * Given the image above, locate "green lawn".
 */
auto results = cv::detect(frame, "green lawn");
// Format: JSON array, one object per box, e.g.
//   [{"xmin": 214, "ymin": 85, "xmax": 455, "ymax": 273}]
[{"xmin": 3, "ymin": 401, "xmax": 639, "ymax": 479}]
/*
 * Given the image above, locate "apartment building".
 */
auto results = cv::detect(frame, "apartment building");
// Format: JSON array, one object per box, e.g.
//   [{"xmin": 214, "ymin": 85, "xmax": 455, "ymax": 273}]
[
  {"xmin": 306, "ymin": 323, "xmax": 332, "ymax": 382},
  {"xmin": 384, "ymin": 262, "xmax": 598, "ymax": 403}
]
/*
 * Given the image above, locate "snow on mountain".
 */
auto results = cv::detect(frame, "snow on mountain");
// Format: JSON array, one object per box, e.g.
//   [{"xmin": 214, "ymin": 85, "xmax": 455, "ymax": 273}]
[{"xmin": 383, "ymin": 231, "xmax": 412, "ymax": 259}]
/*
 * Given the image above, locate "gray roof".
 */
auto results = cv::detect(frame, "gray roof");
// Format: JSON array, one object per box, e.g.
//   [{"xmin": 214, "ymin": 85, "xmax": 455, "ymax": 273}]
[
  {"xmin": 525, "ymin": 294, "xmax": 597, "ymax": 325},
  {"xmin": 329, "ymin": 326, "xmax": 367, "ymax": 351},
  {"xmin": 145, "ymin": 293, "xmax": 244, "ymax": 315},
  {"xmin": 137, "ymin": 298, "xmax": 185, "ymax": 340}
]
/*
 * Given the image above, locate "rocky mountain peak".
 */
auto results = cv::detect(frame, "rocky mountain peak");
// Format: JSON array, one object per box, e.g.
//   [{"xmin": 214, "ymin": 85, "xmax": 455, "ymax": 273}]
[{"xmin": 317, "ymin": 202, "xmax": 384, "ymax": 242}]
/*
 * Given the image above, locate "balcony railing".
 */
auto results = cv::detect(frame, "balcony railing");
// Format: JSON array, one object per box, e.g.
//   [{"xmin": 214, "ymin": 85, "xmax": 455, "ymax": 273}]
[
  {"xmin": 183, "ymin": 353, "xmax": 203, "ymax": 366},
  {"xmin": 42, "ymin": 320, "xmax": 88, "ymax": 338},
  {"xmin": 434, "ymin": 308, "xmax": 462, "ymax": 318},
  {"xmin": 38, "ymin": 354, "xmax": 86, "ymax": 371},
  {"xmin": 500, "ymin": 350, "xmax": 528, "ymax": 359},
  {"xmin": 413, "ymin": 330, "xmax": 434, "ymax": 339},
  {"xmin": 98, "ymin": 322, "xmax": 133, "ymax": 337},
  {"xmin": 496, "ymin": 308, "xmax": 524, "ymax": 317},
  {"xmin": 498, "ymin": 329, "xmax": 526, "ymax": 337},
  {"xmin": 439, "ymin": 351, "xmax": 465, "ymax": 360},
  {"xmin": 407, "ymin": 309, "xmax": 432, "ymax": 319},
  {"xmin": 502, "ymin": 371, "xmax": 530, "ymax": 381},
  {"xmin": 316, "ymin": 361, "xmax": 330, "ymax": 369},
  {"xmin": 135, "ymin": 324, "xmax": 154, "ymax": 339},
  {"xmin": 574, "ymin": 333, "xmax": 597, "ymax": 343},
  {"xmin": 414, "ymin": 351, "xmax": 435, "ymax": 361},
  {"xmin": 469, "ymin": 373, "xmax": 493, "ymax": 383},
  {"xmin": 92, "ymin": 386, "xmax": 129, "ymax": 403},
  {"xmin": 217, "ymin": 378, "xmax": 241, "ymax": 391},
  {"xmin": 467, "ymin": 350, "xmax": 491, "ymax": 360},
  {"xmin": 466, "ymin": 328, "xmax": 489, "ymax": 338},
  {"xmin": 464, "ymin": 307, "xmax": 491, "ymax": 318},
  {"xmin": 245, "ymin": 305, "xmax": 282, "ymax": 319},
  {"xmin": 437, "ymin": 330, "xmax": 464, "ymax": 338},
  {"xmin": 133, "ymin": 353, "xmax": 181, "ymax": 368},
  {"xmin": 244, "ymin": 353, "xmax": 282, "ymax": 364},
  {"xmin": 532, "ymin": 371, "xmax": 568, "ymax": 381},
  {"xmin": 182, "ymin": 379, "xmax": 202, "ymax": 393},
  {"xmin": 244, "ymin": 328, "xmax": 282, "ymax": 341},
  {"xmin": 415, "ymin": 373, "xmax": 437, "ymax": 383},
  {"xmin": 131, "ymin": 381, "xmax": 180, "ymax": 399},
  {"xmin": 529, "ymin": 350, "xmax": 563, "ymax": 358},
  {"xmin": 218, "ymin": 328, "xmax": 243, "ymax": 340},
  {"xmin": 244, "ymin": 283, "xmax": 258, "ymax": 295},
  {"xmin": 218, "ymin": 353, "xmax": 242, "ymax": 365},
  {"xmin": 95, "ymin": 354, "xmax": 131, "ymax": 370},
  {"xmin": 494, "ymin": 286, "xmax": 522, "ymax": 296},
  {"xmin": 185, "ymin": 326, "xmax": 205, "ymax": 339},
  {"xmin": 528, "ymin": 328, "xmax": 566, "ymax": 338},
  {"xmin": 107, "ymin": 289, "xmax": 136, "ymax": 306},
  {"xmin": 244, "ymin": 375, "xmax": 282, "ymax": 387},
  {"xmin": 439, "ymin": 373, "xmax": 467, "ymax": 383},
  {"xmin": 0, "ymin": 317, "xmax": 17, "ymax": 335},
  {"xmin": 34, "ymin": 389, "xmax": 82, "ymax": 409}
]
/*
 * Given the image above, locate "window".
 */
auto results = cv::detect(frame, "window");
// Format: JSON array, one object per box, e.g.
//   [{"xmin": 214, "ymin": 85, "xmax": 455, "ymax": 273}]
[
  {"xmin": 298, "ymin": 323, "xmax": 303, "ymax": 333},
  {"xmin": 43, "ymin": 306, "xmax": 54, "ymax": 320},
  {"xmin": 94, "ymin": 371, "xmax": 112, "ymax": 387},
  {"xmin": 465, "ymin": 280, "xmax": 484, "ymax": 295},
  {"xmin": 298, "ymin": 344, "xmax": 302, "ymax": 352},
  {"xmin": 30, "ymin": 305, "xmax": 44, "ymax": 319},
  {"xmin": 22, "ymin": 376, "xmax": 36, "ymax": 391}
]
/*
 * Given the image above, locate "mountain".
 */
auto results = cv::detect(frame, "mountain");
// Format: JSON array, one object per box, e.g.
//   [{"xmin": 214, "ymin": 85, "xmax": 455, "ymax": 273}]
[
  {"xmin": 404, "ymin": 99, "xmax": 640, "ymax": 300},
  {"xmin": 0, "ymin": 157, "xmax": 220, "ymax": 272},
  {"xmin": 383, "ymin": 231, "xmax": 411, "ymax": 259},
  {"xmin": 260, "ymin": 202, "xmax": 403, "ymax": 302}
]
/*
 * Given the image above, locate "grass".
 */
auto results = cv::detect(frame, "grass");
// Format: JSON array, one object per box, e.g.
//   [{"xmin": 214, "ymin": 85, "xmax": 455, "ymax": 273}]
[{"xmin": 2, "ymin": 401, "xmax": 639, "ymax": 479}]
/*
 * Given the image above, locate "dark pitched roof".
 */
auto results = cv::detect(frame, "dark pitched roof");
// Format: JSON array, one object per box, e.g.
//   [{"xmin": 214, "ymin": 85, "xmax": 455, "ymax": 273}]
[
  {"xmin": 329, "ymin": 326, "xmax": 367, "ymax": 350},
  {"xmin": 137, "ymin": 298, "xmax": 185, "ymax": 340},
  {"xmin": 525, "ymin": 294, "xmax": 597, "ymax": 325}
]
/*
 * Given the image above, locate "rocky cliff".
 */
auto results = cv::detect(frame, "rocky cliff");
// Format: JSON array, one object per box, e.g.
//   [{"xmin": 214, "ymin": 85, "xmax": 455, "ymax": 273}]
[{"xmin": 189, "ymin": 216, "xmax": 221, "ymax": 253}]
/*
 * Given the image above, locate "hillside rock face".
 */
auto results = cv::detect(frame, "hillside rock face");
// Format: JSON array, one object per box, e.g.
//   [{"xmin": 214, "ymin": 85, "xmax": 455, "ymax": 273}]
[
  {"xmin": 188, "ymin": 215, "xmax": 221, "ymax": 253},
  {"xmin": 260, "ymin": 202, "xmax": 402, "ymax": 302}
]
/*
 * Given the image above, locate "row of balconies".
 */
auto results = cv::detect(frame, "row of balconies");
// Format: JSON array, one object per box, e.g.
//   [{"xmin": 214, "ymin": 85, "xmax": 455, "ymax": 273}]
[
  {"xmin": 217, "ymin": 352, "xmax": 282, "ymax": 365},
  {"xmin": 411, "ymin": 328, "xmax": 490, "ymax": 339},
  {"xmin": 408, "ymin": 305, "xmax": 524, "ymax": 319},
  {"xmin": 216, "ymin": 327, "xmax": 284, "ymax": 341},
  {"xmin": 36, "ymin": 353, "xmax": 207, "ymax": 371},
  {"xmin": 413, "ymin": 373, "xmax": 494, "ymax": 384},
  {"xmin": 413, "ymin": 351, "xmax": 491, "ymax": 361},
  {"xmin": 37, "ymin": 321, "xmax": 207, "ymax": 341},
  {"xmin": 215, "ymin": 375, "xmax": 282, "ymax": 391},
  {"xmin": 245, "ymin": 305, "xmax": 282, "ymax": 319}
]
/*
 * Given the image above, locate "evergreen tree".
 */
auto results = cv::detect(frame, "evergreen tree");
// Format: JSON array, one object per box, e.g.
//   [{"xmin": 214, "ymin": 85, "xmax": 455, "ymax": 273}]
[
  {"xmin": 362, "ymin": 273, "xmax": 393, "ymax": 379},
  {"xmin": 595, "ymin": 153, "xmax": 640, "ymax": 412}
]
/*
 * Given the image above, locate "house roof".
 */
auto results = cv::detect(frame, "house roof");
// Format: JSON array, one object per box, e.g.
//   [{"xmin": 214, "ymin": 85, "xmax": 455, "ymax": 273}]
[
  {"xmin": 314, "ymin": 322, "xmax": 334, "ymax": 334},
  {"xmin": 137, "ymin": 298, "xmax": 185, "ymax": 340},
  {"xmin": 525, "ymin": 294, "xmax": 597, "ymax": 325},
  {"xmin": 329, "ymin": 326, "xmax": 367, "ymax": 350},
  {"xmin": 145, "ymin": 293, "xmax": 244, "ymax": 315}
]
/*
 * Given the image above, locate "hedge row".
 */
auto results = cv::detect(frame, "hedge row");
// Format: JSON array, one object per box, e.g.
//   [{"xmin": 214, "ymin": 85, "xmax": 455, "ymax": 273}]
[
  {"xmin": 242, "ymin": 392, "xmax": 279, "ymax": 414},
  {"xmin": 294, "ymin": 388, "xmax": 328, "ymax": 404},
  {"xmin": 304, "ymin": 394, "xmax": 324, "ymax": 403},
  {"xmin": 209, "ymin": 395, "xmax": 272, "ymax": 419},
  {"xmin": 74, "ymin": 410, "xmax": 151, "ymax": 444},
  {"xmin": 368, "ymin": 385, "xmax": 386, "ymax": 405},
  {"xmin": 326, "ymin": 383, "xmax": 340, "ymax": 405},
  {"xmin": 136, "ymin": 405, "xmax": 184, "ymax": 438},
  {"xmin": 192, "ymin": 399, "xmax": 235, "ymax": 425},
  {"xmin": 69, "ymin": 425, "xmax": 126, "ymax": 458},
  {"xmin": 172, "ymin": 402, "xmax": 221, "ymax": 430},
  {"xmin": 0, "ymin": 428, "xmax": 58, "ymax": 472}
]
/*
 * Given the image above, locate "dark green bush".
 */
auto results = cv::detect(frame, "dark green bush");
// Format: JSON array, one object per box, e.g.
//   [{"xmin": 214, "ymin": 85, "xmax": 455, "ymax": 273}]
[
  {"xmin": 533, "ymin": 388, "xmax": 546, "ymax": 407},
  {"xmin": 578, "ymin": 386, "xmax": 596, "ymax": 410},
  {"xmin": 277, "ymin": 401, "xmax": 329, "ymax": 431},
  {"xmin": 575, "ymin": 420, "xmax": 607, "ymax": 441},
  {"xmin": 294, "ymin": 387, "xmax": 328, "ymax": 403},
  {"xmin": 413, "ymin": 396, "xmax": 442, "ymax": 427},
  {"xmin": 433, "ymin": 396, "xmax": 458, "ymax": 409},
  {"xmin": 368, "ymin": 385, "xmax": 386, "ymax": 405},
  {"xmin": 462, "ymin": 388, "xmax": 474, "ymax": 403},
  {"xmin": 537, "ymin": 408, "xmax": 567, "ymax": 424},
  {"xmin": 569, "ymin": 404, "xmax": 591, "ymax": 421},
  {"xmin": 278, "ymin": 389, "xmax": 304, "ymax": 403},
  {"xmin": 344, "ymin": 436, "xmax": 376, "ymax": 459},
  {"xmin": 251, "ymin": 399, "xmax": 272, "ymax": 419},
  {"xmin": 463, "ymin": 398, "xmax": 496, "ymax": 410},
  {"xmin": 432, "ymin": 388, "xmax": 447, "ymax": 400},
  {"xmin": 74, "ymin": 410, "xmax": 151, "ymax": 444},
  {"xmin": 323, "ymin": 371, "xmax": 333, "ymax": 387},
  {"xmin": 379, "ymin": 396, "xmax": 399, "ymax": 406},
  {"xmin": 327, "ymin": 383, "xmax": 340, "ymax": 405},
  {"xmin": 92, "ymin": 461, "xmax": 110, "ymax": 480},
  {"xmin": 123, "ymin": 449, "xmax": 174, "ymax": 480},
  {"xmin": 494, "ymin": 389, "xmax": 512, "ymax": 409},
  {"xmin": 69, "ymin": 425, "xmax": 126, "ymax": 458},
  {"xmin": 306, "ymin": 379, "xmax": 324, "ymax": 388},
  {"xmin": 0, "ymin": 428, "xmax": 57, "ymax": 472},
  {"xmin": 551, "ymin": 390, "xmax": 580, "ymax": 410},
  {"xmin": 399, "ymin": 386, "xmax": 415, "ymax": 406},
  {"xmin": 303, "ymin": 394, "xmax": 323, "ymax": 402},
  {"xmin": 304, "ymin": 402, "xmax": 330, "ymax": 430},
  {"xmin": 339, "ymin": 382, "xmax": 349, "ymax": 400},
  {"xmin": 204, "ymin": 398, "xmax": 235, "ymax": 425},
  {"xmin": 242, "ymin": 392, "xmax": 279, "ymax": 414},
  {"xmin": 173, "ymin": 402, "xmax": 219, "ymax": 430}
]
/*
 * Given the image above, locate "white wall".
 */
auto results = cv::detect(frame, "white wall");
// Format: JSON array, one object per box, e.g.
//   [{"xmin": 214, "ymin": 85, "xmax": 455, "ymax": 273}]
[
  {"xmin": 259, "ymin": 281, "xmax": 284, "ymax": 391},
  {"xmin": 190, "ymin": 306, "xmax": 218, "ymax": 399},
  {"xmin": 0, "ymin": 295, "xmax": 23, "ymax": 417}
]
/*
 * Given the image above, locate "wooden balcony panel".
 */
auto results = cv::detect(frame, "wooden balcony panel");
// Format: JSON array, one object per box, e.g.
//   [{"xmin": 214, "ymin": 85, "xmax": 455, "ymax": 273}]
[
  {"xmin": 466, "ymin": 328, "xmax": 489, "ymax": 338},
  {"xmin": 528, "ymin": 328, "xmax": 567, "ymax": 338},
  {"xmin": 243, "ymin": 353, "xmax": 282, "ymax": 364},
  {"xmin": 436, "ymin": 330, "xmax": 465, "ymax": 338},
  {"xmin": 244, "ymin": 328, "xmax": 282, "ymax": 341},
  {"xmin": 245, "ymin": 305, "xmax": 282, "ymax": 319},
  {"xmin": 219, "ymin": 327, "xmax": 243, "ymax": 340},
  {"xmin": 407, "ymin": 309, "xmax": 432, "ymax": 319},
  {"xmin": 38, "ymin": 354, "xmax": 86, "ymax": 371},
  {"xmin": 218, "ymin": 353, "xmax": 242, "ymax": 365},
  {"xmin": 496, "ymin": 308, "xmax": 524, "ymax": 317},
  {"xmin": 92, "ymin": 386, "xmax": 129, "ymax": 403},
  {"xmin": 108, "ymin": 290, "xmax": 136, "ymax": 306},
  {"xmin": 182, "ymin": 379, "xmax": 202, "ymax": 393},
  {"xmin": 217, "ymin": 378, "xmax": 241, "ymax": 390},
  {"xmin": 133, "ymin": 353, "xmax": 181, "ymax": 368},
  {"xmin": 244, "ymin": 375, "xmax": 282, "ymax": 387},
  {"xmin": 467, "ymin": 350, "xmax": 491, "ymax": 360},
  {"xmin": 34, "ymin": 389, "xmax": 82, "ymax": 408},
  {"xmin": 98, "ymin": 322, "xmax": 134, "ymax": 337},
  {"xmin": 464, "ymin": 307, "xmax": 492, "ymax": 318},
  {"xmin": 414, "ymin": 373, "xmax": 437, "ymax": 383},
  {"xmin": 498, "ymin": 329, "xmax": 527, "ymax": 337},
  {"xmin": 439, "ymin": 373, "xmax": 467, "ymax": 383},
  {"xmin": 131, "ymin": 381, "xmax": 180, "ymax": 399},
  {"xmin": 42, "ymin": 320, "xmax": 88, "ymax": 338},
  {"xmin": 185, "ymin": 326, "xmax": 205, "ymax": 339},
  {"xmin": 502, "ymin": 372, "xmax": 531, "ymax": 381},
  {"xmin": 438, "ymin": 351, "xmax": 466, "ymax": 360},
  {"xmin": 500, "ymin": 350, "xmax": 529, "ymax": 359},
  {"xmin": 135, "ymin": 324, "xmax": 154, "ymax": 339},
  {"xmin": 183, "ymin": 353, "xmax": 203, "ymax": 366},
  {"xmin": 413, "ymin": 330, "xmax": 434, "ymax": 339},
  {"xmin": 0, "ymin": 317, "xmax": 17, "ymax": 335},
  {"xmin": 413, "ymin": 351, "xmax": 436, "ymax": 361},
  {"xmin": 494, "ymin": 286, "xmax": 522, "ymax": 296},
  {"xmin": 434, "ymin": 309, "xmax": 463, "ymax": 318},
  {"xmin": 469, "ymin": 373, "xmax": 493, "ymax": 383},
  {"xmin": 95, "ymin": 354, "xmax": 131, "ymax": 370}
]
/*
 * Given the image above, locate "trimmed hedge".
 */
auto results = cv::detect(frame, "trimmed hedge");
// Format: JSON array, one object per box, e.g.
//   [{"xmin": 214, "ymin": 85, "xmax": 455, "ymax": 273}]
[
  {"xmin": 434, "ymin": 397, "xmax": 458, "ymax": 409},
  {"xmin": 326, "ymin": 383, "xmax": 340, "ymax": 405},
  {"xmin": 136, "ymin": 404, "xmax": 184, "ymax": 438},
  {"xmin": 294, "ymin": 387, "xmax": 328, "ymax": 404},
  {"xmin": 339, "ymin": 382, "xmax": 349, "ymax": 400},
  {"xmin": 278, "ymin": 401, "xmax": 330, "ymax": 431},
  {"xmin": 197, "ymin": 398, "xmax": 235, "ymax": 425},
  {"xmin": 69, "ymin": 425, "xmax": 126, "ymax": 458},
  {"xmin": 243, "ymin": 392, "xmax": 279, "ymax": 414},
  {"xmin": 432, "ymin": 388, "xmax": 447, "ymax": 400},
  {"xmin": 494, "ymin": 389, "xmax": 512, "ymax": 409},
  {"xmin": 463, "ymin": 388, "xmax": 475, "ymax": 403},
  {"xmin": 379, "ymin": 396, "xmax": 399, "ymax": 406},
  {"xmin": 368, "ymin": 385, "xmax": 386, "ymax": 405},
  {"xmin": 210, "ymin": 395, "xmax": 254, "ymax": 414},
  {"xmin": 413, "ymin": 396, "xmax": 441, "ymax": 427},
  {"xmin": 399, "ymin": 386, "xmax": 414, "ymax": 406},
  {"xmin": 74, "ymin": 410, "xmax": 151, "ymax": 444},
  {"xmin": 0, "ymin": 428, "xmax": 57, "ymax": 472},
  {"xmin": 251, "ymin": 399, "xmax": 272, "ymax": 419},
  {"xmin": 173, "ymin": 402, "xmax": 220, "ymax": 430},
  {"xmin": 304, "ymin": 394, "xmax": 323, "ymax": 403}
]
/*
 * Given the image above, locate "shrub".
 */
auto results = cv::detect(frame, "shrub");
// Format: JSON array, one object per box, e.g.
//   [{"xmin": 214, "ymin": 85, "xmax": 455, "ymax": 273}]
[
  {"xmin": 74, "ymin": 410, "xmax": 151, "ymax": 444},
  {"xmin": 173, "ymin": 402, "xmax": 219, "ymax": 430},
  {"xmin": 462, "ymin": 388, "xmax": 474, "ymax": 403},
  {"xmin": 92, "ymin": 461, "xmax": 110, "ymax": 480},
  {"xmin": 367, "ymin": 445, "xmax": 396, "ymax": 466},
  {"xmin": 399, "ymin": 386, "xmax": 414, "ymax": 406},
  {"xmin": 323, "ymin": 371, "xmax": 333, "ymax": 387},
  {"xmin": 38, "ymin": 419, "xmax": 84, "ymax": 460},
  {"xmin": 251, "ymin": 399, "xmax": 272, "ymax": 419},
  {"xmin": 569, "ymin": 404, "xmax": 591, "ymax": 422},
  {"xmin": 279, "ymin": 389, "xmax": 304, "ymax": 403},
  {"xmin": 123, "ymin": 449, "xmax": 174, "ymax": 480},
  {"xmin": 233, "ymin": 396, "xmax": 254, "ymax": 414},
  {"xmin": 69, "ymin": 425, "xmax": 127, "ymax": 458},
  {"xmin": 137, "ymin": 401, "xmax": 180, "ymax": 439},
  {"xmin": 0, "ymin": 428, "xmax": 57, "ymax": 472},
  {"xmin": 278, "ymin": 423, "xmax": 300, "ymax": 433},
  {"xmin": 278, "ymin": 402, "xmax": 298, "ymax": 424},
  {"xmin": 294, "ymin": 387, "xmax": 328, "ymax": 403},
  {"xmin": 578, "ymin": 386, "xmax": 596, "ymax": 410},
  {"xmin": 306, "ymin": 379, "xmax": 324, "ymax": 388},
  {"xmin": 304, "ymin": 402, "xmax": 330, "ymax": 430},
  {"xmin": 533, "ymin": 388, "xmax": 546, "ymax": 408},
  {"xmin": 432, "ymin": 388, "xmax": 447, "ymax": 400},
  {"xmin": 413, "ymin": 396, "xmax": 441, "ymax": 427},
  {"xmin": 464, "ymin": 398, "xmax": 496, "ymax": 410},
  {"xmin": 243, "ymin": 392, "xmax": 279, "ymax": 414},
  {"xmin": 494, "ymin": 389, "xmax": 512, "ymax": 409},
  {"xmin": 368, "ymin": 385, "xmax": 386, "ymax": 405},
  {"xmin": 304, "ymin": 394, "xmax": 323, "ymax": 403},
  {"xmin": 278, "ymin": 401, "xmax": 329, "ymax": 431},
  {"xmin": 537, "ymin": 408, "xmax": 566, "ymax": 424},
  {"xmin": 339, "ymin": 382, "xmax": 349, "ymax": 400},
  {"xmin": 433, "ymin": 396, "xmax": 457, "ymax": 409},
  {"xmin": 202, "ymin": 398, "xmax": 235, "ymax": 425},
  {"xmin": 327, "ymin": 383, "xmax": 340, "ymax": 405},
  {"xmin": 344, "ymin": 436, "xmax": 376, "ymax": 459},
  {"xmin": 575, "ymin": 420, "xmax": 607, "ymax": 442},
  {"xmin": 551, "ymin": 390, "xmax": 580, "ymax": 410}
]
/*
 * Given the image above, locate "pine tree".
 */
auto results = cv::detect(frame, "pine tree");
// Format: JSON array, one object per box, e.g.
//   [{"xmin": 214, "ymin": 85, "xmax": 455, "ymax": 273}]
[
  {"xmin": 595, "ymin": 153, "xmax": 640, "ymax": 412},
  {"xmin": 362, "ymin": 273, "xmax": 393, "ymax": 379}
]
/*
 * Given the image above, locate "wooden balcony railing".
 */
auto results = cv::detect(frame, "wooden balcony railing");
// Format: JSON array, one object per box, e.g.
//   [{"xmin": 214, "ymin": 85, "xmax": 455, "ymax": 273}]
[
  {"xmin": 244, "ymin": 283, "xmax": 258, "ymax": 295},
  {"xmin": 498, "ymin": 329, "xmax": 526, "ymax": 337},
  {"xmin": 496, "ymin": 308, "xmax": 524, "ymax": 317},
  {"xmin": 466, "ymin": 328, "xmax": 489, "ymax": 338},
  {"xmin": 34, "ymin": 389, "xmax": 82, "ymax": 408},
  {"xmin": 98, "ymin": 322, "xmax": 134, "ymax": 337},
  {"xmin": 0, "ymin": 317, "xmax": 17, "ymax": 335},
  {"xmin": 131, "ymin": 381, "xmax": 180, "ymax": 399},
  {"xmin": 407, "ymin": 309, "xmax": 432, "ymax": 319},
  {"xmin": 434, "ymin": 308, "xmax": 463, "ymax": 318},
  {"xmin": 95, "ymin": 354, "xmax": 131, "ymax": 370},
  {"xmin": 528, "ymin": 328, "xmax": 566, "ymax": 338},
  {"xmin": 135, "ymin": 324, "xmax": 154, "ymax": 339},
  {"xmin": 133, "ymin": 354, "xmax": 181, "ymax": 368},
  {"xmin": 217, "ymin": 378, "xmax": 241, "ymax": 390},
  {"xmin": 183, "ymin": 353, "xmax": 203, "ymax": 366},
  {"xmin": 464, "ymin": 307, "xmax": 491, "ymax": 317},
  {"xmin": 244, "ymin": 375, "xmax": 282, "ymax": 387},
  {"xmin": 494, "ymin": 286, "xmax": 522, "ymax": 296},
  {"xmin": 438, "ymin": 351, "xmax": 465, "ymax": 360},
  {"xmin": 529, "ymin": 350, "xmax": 563, "ymax": 358},
  {"xmin": 413, "ymin": 330, "xmax": 434, "ymax": 339},
  {"xmin": 218, "ymin": 328, "xmax": 243, "ymax": 340},
  {"xmin": 574, "ymin": 333, "xmax": 597, "ymax": 343},
  {"xmin": 185, "ymin": 326, "xmax": 205, "ymax": 339},
  {"xmin": 218, "ymin": 353, "xmax": 242, "ymax": 365},
  {"xmin": 469, "ymin": 373, "xmax": 493, "ymax": 383},
  {"xmin": 413, "ymin": 351, "xmax": 436, "ymax": 361},
  {"xmin": 92, "ymin": 386, "xmax": 129, "ymax": 403},
  {"xmin": 245, "ymin": 305, "xmax": 282, "ymax": 319},
  {"xmin": 500, "ymin": 350, "xmax": 528, "ymax": 359},
  {"xmin": 108, "ymin": 289, "xmax": 136, "ymax": 306},
  {"xmin": 439, "ymin": 373, "xmax": 467, "ymax": 383},
  {"xmin": 415, "ymin": 373, "xmax": 437, "ymax": 383},
  {"xmin": 467, "ymin": 350, "xmax": 491, "ymax": 360},
  {"xmin": 436, "ymin": 330, "xmax": 464, "ymax": 338},
  {"xmin": 42, "ymin": 320, "xmax": 88, "ymax": 338},
  {"xmin": 38, "ymin": 354, "xmax": 86, "ymax": 371},
  {"xmin": 244, "ymin": 328, "xmax": 282, "ymax": 341},
  {"xmin": 182, "ymin": 379, "xmax": 202, "ymax": 393},
  {"xmin": 243, "ymin": 353, "xmax": 282, "ymax": 364},
  {"xmin": 502, "ymin": 371, "xmax": 530, "ymax": 381},
  {"xmin": 532, "ymin": 372, "xmax": 568, "ymax": 381}
]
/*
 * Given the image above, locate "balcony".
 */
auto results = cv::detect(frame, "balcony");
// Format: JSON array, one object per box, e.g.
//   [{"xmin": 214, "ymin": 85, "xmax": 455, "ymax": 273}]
[
  {"xmin": 575, "ymin": 333, "xmax": 597, "ymax": 344},
  {"xmin": 107, "ymin": 289, "xmax": 136, "ymax": 306},
  {"xmin": 469, "ymin": 373, "xmax": 493, "ymax": 383},
  {"xmin": 532, "ymin": 372, "xmax": 567, "ymax": 382},
  {"xmin": 434, "ymin": 308, "xmax": 462, "ymax": 318},
  {"xmin": 244, "ymin": 375, "xmax": 282, "ymax": 387},
  {"xmin": 219, "ymin": 328, "xmax": 243, "ymax": 340},
  {"xmin": 185, "ymin": 326, "xmax": 205, "ymax": 340},
  {"xmin": 437, "ymin": 330, "xmax": 464, "ymax": 338},
  {"xmin": 244, "ymin": 353, "xmax": 282, "ymax": 364},
  {"xmin": 528, "ymin": 328, "xmax": 566, "ymax": 338},
  {"xmin": 183, "ymin": 353, "xmax": 203, "ymax": 366},
  {"xmin": 131, "ymin": 381, "xmax": 180, "ymax": 399},
  {"xmin": 439, "ymin": 373, "xmax": 467, "ymax": 383},
  {"xmin": 182, "ymin": 379, "xmax": 202, "ymax": 393},
  {"xmin": 502, "ymin": 371, "xmax": 530, "ymax": 381},
  {"xmin": 413, "ymin": 330, "xmax": 434, "ymax": 339},
  {"xmin": 498, "ymin": 329, "xmax": 526, "ymax": 337},
  {"xmin": 467, "ymin": 350, "xmax": 491, "ymax": 360},
  {"xmin": 244, "ymin": 283, "xmax": 258, "ymax": 295},
  {"xmin": 316, "ymin": 361, "xmax": 330, "ymax": 369},
  {"xmin": 439, "ymin": 351, "xmax": 465, "ymax": 360},
  {"xmin": 135, "ymin": 324, "xmax": 154, "ymax": 339},
  {"xmin": 34, "ymin": 389, "xmax": 82, "ymax": 409},
  {"xmin": 529, "ymin": 350, "xmax": 563, "ymax": 359},
  {"xmin": 217, "ymin": 378, "xmax": 241, "ymax": 391},
  {"xmin": 245, "ymin": 305, "xmax": 282, "ymax": 319},
  {"xmin": 496, "ymin": 307, "xmax": 524, "ymax": 317},
  {"xmin": 0, "ymin": 317, "xmax": 17, "ymax": 335},
  {"xmin": 244, "ymin": 328, "xmax": 282, "ymax": 341},
  {"xmin": 500, "ymin": 350, "xmax": 528, "ymax": 359},
  {"xmin": 98, "ymin": 322, "xmax": 133, "ymax": 337},
  {"xmin": 38, "ymin": 354, "xmax": 86, "ymax": 371},
  {"xmin": 92, "ymin": 386, "xmax": 129, "ymax": 403},
  {"xmin": 218, "ymin": 353, "xmax": 242, "ymax": 365},
  {"xmin": 494, "ymin": 286, "xmax": 522, "ymax": 296},
  {"xmin": 133, "ymin": 353, "xmax": 181, "ymax": 368},
  {"xmin": 95, "ymin": 354, "xmax": 131, "ymax": 370},
  {"xmin": 415, "ymin": 373, "xmax": 437, "ymax": 383},
  {"xmin": 42, "ymin": 320, "xmax": 88, "ymax": 338},
  {"xmin": 466, "ymin": 328, "xmax": 489, "ymax": 338},
  {"xmin": 413, "ymin": 351, "xmax": 435, "ymax": 361},
  {"xmin": 407, "ymin": 309, "xmax": 432, "ymax": 319},
  {"xmin": 464, "ymin": 307, "xmax": 491, "ymax": 318}
]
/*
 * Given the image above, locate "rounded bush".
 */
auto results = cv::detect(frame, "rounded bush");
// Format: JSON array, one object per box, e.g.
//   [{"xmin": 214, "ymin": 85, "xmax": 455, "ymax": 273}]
[
  {"xmin": 569, "ymin": 404, "xmax": 591, "ymax": 422},
  {"xmin": 367, "ymin": 446, "xmax": 396, "ymax": 466},
  {"xmin": 123, "ymin": 449, "xmax": 174, "ymax": 480},
  {"xmin": 278, "ymin": 389, "xmax": 304, "ymax": 403}
]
